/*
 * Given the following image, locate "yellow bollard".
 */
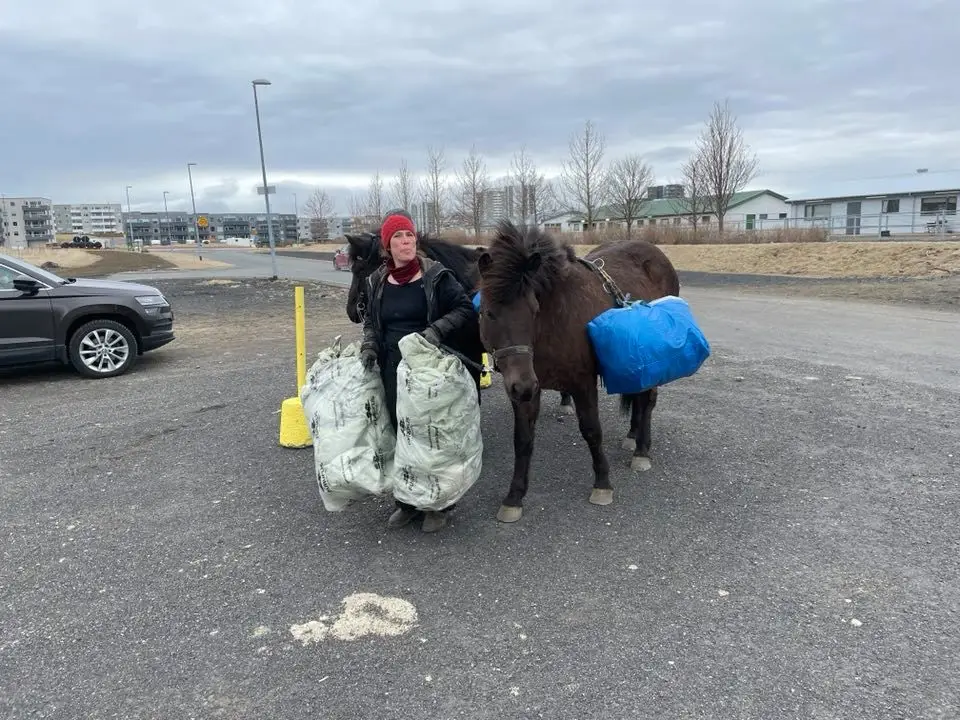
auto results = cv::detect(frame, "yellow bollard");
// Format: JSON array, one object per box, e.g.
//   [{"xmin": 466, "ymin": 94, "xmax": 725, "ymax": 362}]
[
  {"xmin": 480, "ymin": 352, "xmax": 492, "ymax": 389},
  {"xmin": 279, "ymin": 285, "xmax": 312, "ymax": 448}
]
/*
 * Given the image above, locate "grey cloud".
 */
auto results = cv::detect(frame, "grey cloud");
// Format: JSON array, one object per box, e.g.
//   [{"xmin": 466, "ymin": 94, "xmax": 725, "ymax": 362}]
[{"xmin": 2, "ymin": 0, "xmax": 959, "ymax": 211}]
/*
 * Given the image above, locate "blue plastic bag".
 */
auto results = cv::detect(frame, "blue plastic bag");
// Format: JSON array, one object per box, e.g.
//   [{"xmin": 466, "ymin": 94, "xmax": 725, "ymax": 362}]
[{"xmin": 586, "ymin": 295, "xmax": 710, "ymax": 395}]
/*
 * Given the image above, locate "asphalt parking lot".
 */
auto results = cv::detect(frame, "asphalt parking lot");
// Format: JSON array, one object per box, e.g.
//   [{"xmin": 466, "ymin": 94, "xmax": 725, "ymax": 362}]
[{"xmin": 1, "ymin": 276, "xmax": 958, "ymax": 719}]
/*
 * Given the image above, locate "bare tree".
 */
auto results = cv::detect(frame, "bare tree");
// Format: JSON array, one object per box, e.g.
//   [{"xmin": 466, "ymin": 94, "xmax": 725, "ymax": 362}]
[
  {"xmin": 453, "ymin": 145, "xmax": 489, "ymax": 235},
  {"xmin": 367, "ymin": 171, "xmax": 385, "ymax": 223},
  {"xmin": 690, "ymin": 99, "xmax": 760, "ymax": 232},
  {"xmin": 680, "ymin": 153, "xmax": 708, "ymax": 231},
  {"xmin": 419, "ymin": 144, "xmax": 447, "ymax": 233},
  {"xmin": 303, "ymin": 188, "xmax": 335, "ymax": 241},
  {"xmin": 531, "ymin": 176, "xmax": 561, "ymax": 224},
  {"xmin": 607, "ymin": 154, "xmax": 654, "ymax": 238},
  {"xmin": 510, "ymin": 146, "xmax": 561, "ymax": 225},
  {"xmin": 510, "ymin": 146, "xmax": 538, "ymax": 224},
  {"xmin": 560, "ymin": 119, "xmax": 609, "ymax": 229},
  {"xmin": 389, "ymin": 159, "xmax": 413, "ymax": 212},
  {"xmin": 347, "ymin": 193, "xmax": 366, "ymax": 222}
]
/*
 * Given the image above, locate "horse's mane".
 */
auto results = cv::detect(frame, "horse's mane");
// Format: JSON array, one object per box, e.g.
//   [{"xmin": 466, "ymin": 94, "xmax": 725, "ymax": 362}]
[{"xmin": 481, "ymin": 220, "xmax": 576, "ymax": 305}]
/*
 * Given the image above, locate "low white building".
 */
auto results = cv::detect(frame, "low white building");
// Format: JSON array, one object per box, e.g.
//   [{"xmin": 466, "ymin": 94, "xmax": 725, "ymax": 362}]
[
  {"xmin": 787, "ymin": 188, "xmax": 958, "ymax": 236},
  {"xmin": 53, "ymin": 203, "xmax": 124, "ymax": 236},
  {"xmin": 1, "ymin": 196, "xmax": 55, "ymax": 248},
  {"xmin": 539, "ymin": 189, "xmax": 791, "ymax": 233}
]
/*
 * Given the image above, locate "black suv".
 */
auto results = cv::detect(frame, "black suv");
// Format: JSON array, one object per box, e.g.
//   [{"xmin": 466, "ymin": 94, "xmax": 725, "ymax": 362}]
[{"xmin": 0, "ymin": 252, "xmax": 175, "ymax": 378}]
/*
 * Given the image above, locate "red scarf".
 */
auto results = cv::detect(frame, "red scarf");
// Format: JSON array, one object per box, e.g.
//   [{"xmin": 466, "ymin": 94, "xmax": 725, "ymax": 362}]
[{"xmin": 387, "ymin": 256, "xmax": 421, "ymax": 285}]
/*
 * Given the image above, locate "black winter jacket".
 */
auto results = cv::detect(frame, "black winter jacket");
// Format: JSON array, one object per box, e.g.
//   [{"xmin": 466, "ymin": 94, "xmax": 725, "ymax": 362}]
[{"xmin": 360, "ymin": 256, "xmax": 476, "ymax": 359}]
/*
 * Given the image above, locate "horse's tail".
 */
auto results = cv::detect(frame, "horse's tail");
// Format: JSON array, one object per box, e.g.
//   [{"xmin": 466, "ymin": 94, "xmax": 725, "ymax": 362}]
[{"xmin": 618, "ymin": 394, "xmax": 633, "ymax": 417}]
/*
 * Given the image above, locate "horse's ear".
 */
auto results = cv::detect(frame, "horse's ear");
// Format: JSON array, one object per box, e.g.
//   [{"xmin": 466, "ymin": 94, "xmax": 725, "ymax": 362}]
[
  {"xmin": 477, "ymin": 251, "xmax": 493, "ymax": 277},
  {"xmin": 526, "ymin": 251, "xmax": 542, "ymax": 273}
]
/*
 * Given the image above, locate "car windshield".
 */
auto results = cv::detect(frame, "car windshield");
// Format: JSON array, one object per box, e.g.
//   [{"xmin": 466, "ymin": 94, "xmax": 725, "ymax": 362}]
[{"xmin": 0, "ymin": 252, "xmax": 68, "ymax": 285}]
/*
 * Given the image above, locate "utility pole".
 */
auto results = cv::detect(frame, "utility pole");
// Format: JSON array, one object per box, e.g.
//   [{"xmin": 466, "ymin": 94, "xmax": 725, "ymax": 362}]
[
  {"xmin": 125, "ymin": 185, "xmax": 133, "ymax": 249},
  {"xmin": 293, "ymin": 192, "xmax": 299, "ymax": 244},
  {"xmin": 187, "ymin": 162, "xmax": 201, "ymax": 260},
  {"xmin": 162, "ymin": 191, "xmax": 171, "ymax": 245}
]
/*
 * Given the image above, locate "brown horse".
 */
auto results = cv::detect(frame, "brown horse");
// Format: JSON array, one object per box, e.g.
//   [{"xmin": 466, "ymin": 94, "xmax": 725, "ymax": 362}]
[
  {"xmin": 342, "ymin": 228, "xmax": 576, "ymax": 414},
  {"xmin": 476, "ymin": 220, "xmax": 681, "ymax": 522}
]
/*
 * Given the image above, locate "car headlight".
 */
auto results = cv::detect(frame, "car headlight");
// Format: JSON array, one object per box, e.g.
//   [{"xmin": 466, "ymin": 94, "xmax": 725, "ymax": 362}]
[{"xmin": 136, "ymin": 294, "xmax": 167, "ymax": 307}]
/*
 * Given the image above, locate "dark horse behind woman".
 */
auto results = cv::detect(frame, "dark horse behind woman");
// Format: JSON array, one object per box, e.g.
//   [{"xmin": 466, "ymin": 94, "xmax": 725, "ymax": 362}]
[
  {"xmin": 342, "ymin": 228, "xmax": 576, "ymax": 414},
  {"xmin": 475, "ymin": 220, "xmax": 681, "ymax": 523}
]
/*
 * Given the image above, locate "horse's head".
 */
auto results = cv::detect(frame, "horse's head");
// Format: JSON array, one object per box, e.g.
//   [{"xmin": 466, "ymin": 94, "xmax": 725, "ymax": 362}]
[
  {"xmin": 344, "ymin": 231, "xmax": 381, "ymax": 323},
  {"xmin": 477, "ymin": 220, "xmax": 571, "ymax": 405}
]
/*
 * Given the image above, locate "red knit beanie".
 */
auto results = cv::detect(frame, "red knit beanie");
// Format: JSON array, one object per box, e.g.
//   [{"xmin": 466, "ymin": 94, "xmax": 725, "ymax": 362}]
[{"xmin": 380, "ymin": 213, "xmax": 416, "ymax": 250}]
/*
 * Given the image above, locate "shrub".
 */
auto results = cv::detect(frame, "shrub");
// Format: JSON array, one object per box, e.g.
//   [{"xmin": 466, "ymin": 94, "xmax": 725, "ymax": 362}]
[{"xmin": 435, "ymin": 224, "xmax": 830, "ymax": 247}]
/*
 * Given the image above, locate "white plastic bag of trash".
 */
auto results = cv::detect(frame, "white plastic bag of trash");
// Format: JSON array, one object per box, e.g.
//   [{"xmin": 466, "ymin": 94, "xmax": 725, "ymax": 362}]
[
  {"xmin": 300, "ymin": 335, "xmax": 396, "ymax": 511},
  {"xmin": 389, "ymin": 332, "xmax": 483, "ymax": 511}
]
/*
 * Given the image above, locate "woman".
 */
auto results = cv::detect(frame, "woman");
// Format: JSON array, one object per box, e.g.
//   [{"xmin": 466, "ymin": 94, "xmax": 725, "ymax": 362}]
[{"xmin": 359, "ymin": 210, "xmax": 477, "ymax": 533}]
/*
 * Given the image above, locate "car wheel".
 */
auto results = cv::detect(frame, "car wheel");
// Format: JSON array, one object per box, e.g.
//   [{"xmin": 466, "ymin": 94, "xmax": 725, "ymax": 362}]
[{"xmin": 68, "ymin": 319, "xmax": 138, "ymax": 379}]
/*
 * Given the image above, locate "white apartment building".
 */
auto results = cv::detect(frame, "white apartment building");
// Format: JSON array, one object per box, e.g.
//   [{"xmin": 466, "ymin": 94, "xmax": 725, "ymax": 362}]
[
  {"xmin": 53, "ymin": 203, "xmax": 123, "ymax": 236},
  {"xmin": 297, "ymin": 216, "xmax": 312, "ymax": 242},
  {"xmin": 481, "ymin": 186, "xmax": 517, "ymax": 227},
  {"xmin": 0, "ymin": 196, "xmax": 55, "ymax": 249}
]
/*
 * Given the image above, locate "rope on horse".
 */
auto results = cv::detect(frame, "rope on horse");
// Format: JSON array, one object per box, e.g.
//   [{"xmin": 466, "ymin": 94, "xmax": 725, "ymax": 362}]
[{"xmin": 577, "ymin": 256, "xmax": 630, "ymax": 307}]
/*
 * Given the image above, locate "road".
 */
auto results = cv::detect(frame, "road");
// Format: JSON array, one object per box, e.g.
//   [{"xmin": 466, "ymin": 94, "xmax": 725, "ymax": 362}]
[
  {"xmin": 110, "ymin": 247, "xmax": 352, "ymax": 286},
  {"xmin": 2, "ymin": 269, "xmax": 958, "ymax": 718}
]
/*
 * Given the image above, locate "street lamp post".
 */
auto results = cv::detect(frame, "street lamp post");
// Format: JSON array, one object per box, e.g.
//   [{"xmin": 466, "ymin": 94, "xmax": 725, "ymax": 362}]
[
  {"xmin": 252, "ymin": 78, "xmax": 278, "ymax": 280},
  {"xmin": 125, "ymin": 185, "xmax": 133, "ymax": 249},
  {"xmin": 162, "ymin": 191, "xmax": 171, "ymax": 245},
  {"xmin": 187, "ymin": 162, "xmax": 201, "ymax": 259}
]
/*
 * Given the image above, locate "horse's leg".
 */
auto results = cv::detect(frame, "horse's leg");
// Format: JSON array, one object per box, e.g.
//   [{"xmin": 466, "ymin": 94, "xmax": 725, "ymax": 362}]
[
  {"xmin": 571, "ymin": 383, "xmax": 612, "ymax": 506},
  {"xmin": 558, "ymin": 391, "xmax": 575, "ymax": 415},
  {"xmin": 496, "ymin": 389, "xmax": 541, "ymax": 523},
  {"xmin": 628, "ymin": 388, "xmax": 657, "ymax": 472},
  {"xmin": 620, "ymin": 394, "xmax": 639, "ymax": 451}
]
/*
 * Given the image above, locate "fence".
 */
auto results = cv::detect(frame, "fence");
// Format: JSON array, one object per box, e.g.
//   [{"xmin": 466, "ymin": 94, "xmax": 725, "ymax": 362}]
[{"xmin": 782, "ymin": 210, "xmax": 956, "ymax": 238}]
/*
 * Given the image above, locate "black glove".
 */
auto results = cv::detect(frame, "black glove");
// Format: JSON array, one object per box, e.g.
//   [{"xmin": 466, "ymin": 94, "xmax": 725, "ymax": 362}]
[
  {"xmin": 421, "ymin": 327, "xmax": 441, "ymax": 346},
  {"xmin": 360, "ymin": 347, "xmax": 377, "ymax": 371}
]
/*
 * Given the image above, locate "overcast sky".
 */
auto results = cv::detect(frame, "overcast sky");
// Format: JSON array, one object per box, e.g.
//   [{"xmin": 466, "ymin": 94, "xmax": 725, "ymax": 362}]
[{"xmin": 2, "ymin": 0, "xmax": 958, "ymax": 215}]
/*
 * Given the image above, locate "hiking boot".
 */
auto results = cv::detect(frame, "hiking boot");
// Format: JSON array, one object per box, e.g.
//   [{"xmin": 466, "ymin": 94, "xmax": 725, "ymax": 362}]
[
  {"xmin": 421, "ymin": 511, "xmax": 448, "ymax": 533},
  {"xmin": 387, "ymin": 507, "xmax": 421, "ymax": 528}
]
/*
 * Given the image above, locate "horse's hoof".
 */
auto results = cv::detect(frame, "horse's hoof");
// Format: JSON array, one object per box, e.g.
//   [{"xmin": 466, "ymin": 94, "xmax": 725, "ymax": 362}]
[
  {"xmin": 630, "ymin": 456, "xmax": 652, "ymax": 472},
  {"xmin": 497, "ymin": 505, "xmax": 523, "ymax": 523},
  {"xmin": 621, "ymin": 437, "xmax": 636, "ymax": 452},
  {"xmin": 558, "ymin": 403, "xmax": 576, "ymax": 416},
  {"xmin": 589, "ymin": 488, "xmax": 613, "ymax": 505}
]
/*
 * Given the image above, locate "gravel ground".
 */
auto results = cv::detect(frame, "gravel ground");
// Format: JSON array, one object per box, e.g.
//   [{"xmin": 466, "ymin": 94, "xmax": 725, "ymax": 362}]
[{"xmin": 1, "ymin": 278, "xmax": 957, "ymax": 719}]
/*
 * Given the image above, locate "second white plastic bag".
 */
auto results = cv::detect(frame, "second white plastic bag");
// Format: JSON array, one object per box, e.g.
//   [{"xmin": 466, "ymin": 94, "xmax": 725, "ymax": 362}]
[{"xmin": 389, "ymin": 332, "xmax": 483, "ymax": 511}]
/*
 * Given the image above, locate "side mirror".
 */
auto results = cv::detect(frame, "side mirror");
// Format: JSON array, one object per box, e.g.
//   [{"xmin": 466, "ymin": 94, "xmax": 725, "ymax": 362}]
[{"xmin": 13, "ymin": 277, "xmax": 42, "ymax": 294}]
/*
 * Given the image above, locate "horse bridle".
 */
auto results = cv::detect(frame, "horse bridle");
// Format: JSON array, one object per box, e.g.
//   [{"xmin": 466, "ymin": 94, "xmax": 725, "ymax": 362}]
[{"xmin": 490, "ymin": 343, "xmax": 533, "ymax": 369}]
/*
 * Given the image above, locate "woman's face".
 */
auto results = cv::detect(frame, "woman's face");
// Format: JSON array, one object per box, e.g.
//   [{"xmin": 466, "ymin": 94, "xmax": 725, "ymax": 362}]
[{"xmin": 388, "ymin": 230, "xmax": 417, "ymax": 265}]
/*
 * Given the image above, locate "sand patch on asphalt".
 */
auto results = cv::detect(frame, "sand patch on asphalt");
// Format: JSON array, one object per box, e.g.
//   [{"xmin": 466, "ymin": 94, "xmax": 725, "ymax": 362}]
[{"xmin": 290, "ymin": 592, "xmax": 419, "ymax": 644}]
